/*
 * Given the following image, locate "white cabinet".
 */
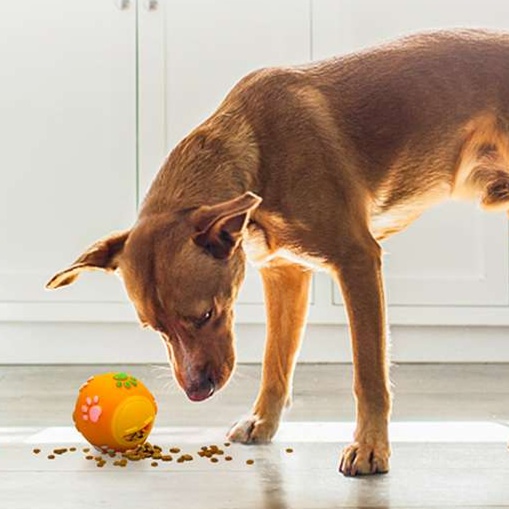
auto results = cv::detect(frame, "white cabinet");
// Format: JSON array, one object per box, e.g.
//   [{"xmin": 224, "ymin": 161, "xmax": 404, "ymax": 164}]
[
  {"xmin": 138, "ymin": 0, "xmax": 311, "ymax": 306},
  {"xmin": 2, "ymin": 0, "xmax": 509, "ymax": 328},
  {"xmin": 0, "ymin": 0, "xmax": 137, "ymax": 320},
  {"xmin": 312, "ymin": 0, "xmax": 509, "ymax": 320}
]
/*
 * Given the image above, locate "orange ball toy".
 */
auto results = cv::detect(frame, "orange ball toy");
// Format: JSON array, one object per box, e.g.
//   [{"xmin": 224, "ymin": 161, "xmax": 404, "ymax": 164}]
[{"xmin": 73, "ymin": 372, "xmax": 157, "ymax": 452}]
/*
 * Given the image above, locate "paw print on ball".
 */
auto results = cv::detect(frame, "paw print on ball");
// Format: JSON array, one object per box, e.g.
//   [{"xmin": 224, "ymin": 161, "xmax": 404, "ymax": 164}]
[
  {"xmin": 81, "ymin": 395, "xmax": 102, "ymax": 423},
  {"xmin": 113, "ymin": 372, "xmax": 138, "ymax": 389}
]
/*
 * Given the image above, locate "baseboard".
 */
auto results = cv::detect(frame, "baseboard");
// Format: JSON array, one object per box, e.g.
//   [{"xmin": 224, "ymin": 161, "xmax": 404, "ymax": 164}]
[{"xmin": 0, "ymin": 322, "xmax": 508, "ymax": 364}]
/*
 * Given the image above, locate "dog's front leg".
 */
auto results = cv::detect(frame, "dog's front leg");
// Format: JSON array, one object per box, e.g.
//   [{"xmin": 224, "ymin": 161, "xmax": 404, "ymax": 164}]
[
  {"xmin": 333, "ymin": 236, "xmax": 392, "ymax": 476},
  {"xmin": 228, "ymin": 262, "xmax": 312, "ymax": 443}
]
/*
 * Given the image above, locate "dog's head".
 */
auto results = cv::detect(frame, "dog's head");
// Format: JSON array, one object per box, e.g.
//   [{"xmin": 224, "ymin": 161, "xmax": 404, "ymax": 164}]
[{"xmin": 46, "ymin": 192, "xmax": 262, "ymax": 402}]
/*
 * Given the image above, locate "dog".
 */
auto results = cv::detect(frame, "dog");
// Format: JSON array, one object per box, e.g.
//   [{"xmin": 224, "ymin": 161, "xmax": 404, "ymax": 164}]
[{"xmin": 47, "ymin": 29, "xmax": 509, "ymax": 476}]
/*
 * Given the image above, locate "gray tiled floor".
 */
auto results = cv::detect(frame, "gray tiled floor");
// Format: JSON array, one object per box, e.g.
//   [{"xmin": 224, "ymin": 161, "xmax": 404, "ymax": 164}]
[{"xmin": 1, "ymin": 363, "xmax": 509, "ymax": 508}]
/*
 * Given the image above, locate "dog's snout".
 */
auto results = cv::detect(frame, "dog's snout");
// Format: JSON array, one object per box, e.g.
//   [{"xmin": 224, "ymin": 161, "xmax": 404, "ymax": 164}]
[{"xmin": 186, "ymin": 376, "xmax": 215, "ymax": 402}]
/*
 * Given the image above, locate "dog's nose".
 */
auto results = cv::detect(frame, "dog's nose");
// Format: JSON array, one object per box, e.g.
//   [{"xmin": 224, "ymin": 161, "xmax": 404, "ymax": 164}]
[{"xmin": 185, "ymin": 377, "xmax": 215, "ymax": 402}]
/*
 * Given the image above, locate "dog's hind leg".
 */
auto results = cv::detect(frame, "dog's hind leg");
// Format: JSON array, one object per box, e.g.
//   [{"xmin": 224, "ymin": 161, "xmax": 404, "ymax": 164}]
[
  {"xmin": 453, "ymin": 116, "xmax": 509, "ymax": 213},
  {"xmin": 466, "ymin": 165, "xmax": 509, "ymax": 213},
  {"xmin": 227, "ymin": 262, "xmax": 312, "ymax": 444}
]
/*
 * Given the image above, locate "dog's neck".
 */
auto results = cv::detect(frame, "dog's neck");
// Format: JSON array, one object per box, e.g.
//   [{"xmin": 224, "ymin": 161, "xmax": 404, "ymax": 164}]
[{"xmin": 139, "ymin": 112, "xmax": 260, "ymax": 218}]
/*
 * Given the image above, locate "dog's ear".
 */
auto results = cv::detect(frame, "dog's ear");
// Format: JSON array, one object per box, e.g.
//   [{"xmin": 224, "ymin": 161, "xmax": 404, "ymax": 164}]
[
  {"xmin": 45, "ymin": 230, "xmax": 130, "ymax": 289},
  {"xmin": 191, "ymin": 192, "xmax": 262, "ymax": 259}
]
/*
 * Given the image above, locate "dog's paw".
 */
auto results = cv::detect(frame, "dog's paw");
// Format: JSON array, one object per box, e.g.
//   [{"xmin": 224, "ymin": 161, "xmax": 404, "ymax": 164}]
[
  {"xmin": 339, "ymin": 440, "xmax": 390, "ymax": 476},
  {"xmin": 227, "ymin": 415, "xmax": 279, "ymax": 444}
]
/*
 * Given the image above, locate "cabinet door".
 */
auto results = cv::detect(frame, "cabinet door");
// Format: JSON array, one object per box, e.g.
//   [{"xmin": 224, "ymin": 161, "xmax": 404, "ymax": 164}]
[
  {"xmin": 314, "ymin": 0, "xmax": 509, "ymax": 307},
  {"xmin": 138, "ymin": 0, "xmax": 311, "ymax": 305},
  {"xmin": 0, "ymin": 0, "xmax": 137, "ymax": 318}
]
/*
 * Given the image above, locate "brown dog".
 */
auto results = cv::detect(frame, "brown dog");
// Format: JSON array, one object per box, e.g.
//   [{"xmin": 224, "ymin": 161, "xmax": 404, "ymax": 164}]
[{"xmin": 47, "ymin": 29, "xmax": 509, "ymax": 476}]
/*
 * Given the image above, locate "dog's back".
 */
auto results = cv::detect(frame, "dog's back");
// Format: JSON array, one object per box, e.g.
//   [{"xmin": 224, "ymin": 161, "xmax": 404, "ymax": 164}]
[{"xmin": 214, "ymin": 29, "xmax": 509, "ymax": 241}]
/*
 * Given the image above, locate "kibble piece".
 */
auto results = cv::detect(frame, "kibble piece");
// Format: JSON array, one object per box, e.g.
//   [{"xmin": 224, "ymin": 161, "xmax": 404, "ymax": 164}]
[
  {"xmin": 224, "ymin": 442, "xmax": 231, "ymax": 447},
  {"xmin": 246, "ymin": 459, "xmax": 254, "ymax": 465},
  {"xmin": 169, "ymin": 447, "xmax": 180, "ymax": 454},
  {"xmin": 161, "ymin": 455, "xmax": 173, "ymax": 462},
  {"xmin": 285, "ymin": 448, "xmax": 294, "ymax": 453},
  {"xmin": 210, "ymin": 457, "xmax": 219, "ymax": 463},
  {"xmin": 53, "ymin": 448, "xmax": 68, "ymax": 455},
  {"xmin": 96, "ymin": 461, "xmax": 106, "ymax": 468},
  {"xmin": 225, "ymin": 456, "xmax": 233, "ymax": 461},
  {"xmin": 69, "ymin": 447, "xmax": 77, "ymax": 452},
  {"xmin": 182, "ymin": 454, "xmax": 193, "ymax": 461},
  {"xmin": 85, "ymin": 455, "xmax": 94, "ymax": 460},
  {"xmin": 47, "ymin": 454, "xmax": 55, "ymax": 460},
  {"xmin": 33, "ymin": 448, "xmax": 41, "ymax": 455},
  {"xmin": 151, "ymin": 461, "xmax": 158, "ymax": 467},
  {"xmin": 83, "ymin": 448, "xmax": 90, "ymax": 453}
]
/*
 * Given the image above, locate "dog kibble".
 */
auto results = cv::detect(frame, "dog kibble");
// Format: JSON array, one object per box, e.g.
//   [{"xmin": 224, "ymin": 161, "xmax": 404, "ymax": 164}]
[
  {"xmin": 169, "ymin": 447, "xmax": 180, "ymax": 453},
  {"xmin": 224, "ymin": 442, "xmax": 231, "ymax": 447},
  {"xmin": 210, "ymin": 457, "xmax": 219, "ymax": 463},
  {"xmin": 225, "ymin": 456, "xmax": 232, "ymax": 461},
  {"xmin": 83, "ymin": 448, "xmax": 90, "ymax": 453},
  {"xmin": 151, "ymin": 461, "xmax": 158, "ymax": 467},
  {"xmin": 85, "ymin": 455, "xmax": 94, "ymax": 460},
  {"xmin": 246, "ymin": 459, "xmax": 254, "ymax": 465},
  {"xmin": 285, "ymin": 448, "xmax": 294, "ymax": 453},
  {"xmin": 47, "ymin": 454, "xmax": 55, "ymax": 460},
  {"xmin": 33, "ymin": 448, "xmax": 41, "ymax": 455}
]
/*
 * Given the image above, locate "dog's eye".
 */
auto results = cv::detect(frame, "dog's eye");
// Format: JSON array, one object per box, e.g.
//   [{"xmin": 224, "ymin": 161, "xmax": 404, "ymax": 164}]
[{"xmin": 192, "ymin": 309, "xmax": 213, "ymax": 328}]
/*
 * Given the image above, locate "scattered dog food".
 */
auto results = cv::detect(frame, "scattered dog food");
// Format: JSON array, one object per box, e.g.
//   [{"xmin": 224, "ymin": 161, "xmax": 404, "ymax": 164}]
[{"xmin": 32, "ymin": 441, "xmax": 293, "ymax": 469}]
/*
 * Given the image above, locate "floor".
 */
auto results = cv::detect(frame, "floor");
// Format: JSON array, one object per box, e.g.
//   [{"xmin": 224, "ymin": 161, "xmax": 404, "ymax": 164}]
[{"xmin": 1, "ymin": 363, "xmax": 509, "ymax": 508}]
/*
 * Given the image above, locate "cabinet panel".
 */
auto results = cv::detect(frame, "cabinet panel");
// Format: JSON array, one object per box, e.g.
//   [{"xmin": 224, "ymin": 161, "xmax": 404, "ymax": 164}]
[
  {"xmin": 314, "ymin": 0, "xmax": 509, "ymax": 307},
  {"xmin": 138, "ymin": 0, "xmax": 311, "ymax": 305},
  {"xmin": 0, "ymin": 0, "xmax": 137, "ymax": 305}
]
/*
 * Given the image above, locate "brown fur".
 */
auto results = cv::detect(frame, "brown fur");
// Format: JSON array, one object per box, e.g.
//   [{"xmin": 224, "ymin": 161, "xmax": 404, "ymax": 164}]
[{"xmin": 47, "ymin": 29, "xmax": 509, "ymax": 475}]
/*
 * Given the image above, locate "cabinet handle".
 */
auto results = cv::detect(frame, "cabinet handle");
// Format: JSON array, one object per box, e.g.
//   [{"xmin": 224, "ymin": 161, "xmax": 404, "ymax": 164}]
[
  {"xmin": 115, "ymin": 0, "xmax": 130, "ymax": 9},
  {"xmin": 144, "ymin": 0, "xmax": 158, "ymax": 10}
]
